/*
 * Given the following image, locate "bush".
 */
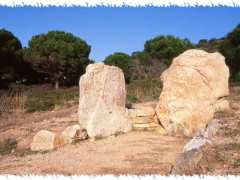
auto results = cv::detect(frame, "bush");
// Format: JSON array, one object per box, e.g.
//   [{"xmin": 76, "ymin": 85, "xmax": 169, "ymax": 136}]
[
  {"xmin": 0, "ymin": 138, "xmax": 17, "ymax": 155},
  {"xmin": 25, "ymin": 86, "xmax": 79, "ymax": 112},
  {"xmin": 127, "ymin": 78, "xmax": 162, "ymax": 103},
  {"xmin": 235, "ymin": 72, "xmax": 240, "ymax": 82}
]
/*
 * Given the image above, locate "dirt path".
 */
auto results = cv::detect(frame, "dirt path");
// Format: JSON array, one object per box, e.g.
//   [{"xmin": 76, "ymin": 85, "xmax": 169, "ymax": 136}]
[{"xmin": 0, "ymin": 131, "xmax": 188, "ymax": 175}]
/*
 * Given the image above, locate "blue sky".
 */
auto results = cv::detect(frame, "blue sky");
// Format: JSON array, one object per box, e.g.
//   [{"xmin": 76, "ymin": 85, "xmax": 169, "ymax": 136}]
[{"xmin": 0, "ymin": 7, "xmax": 240, "ymax": 61}]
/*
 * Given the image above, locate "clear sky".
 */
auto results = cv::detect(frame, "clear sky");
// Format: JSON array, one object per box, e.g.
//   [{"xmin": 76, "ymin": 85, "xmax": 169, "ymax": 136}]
[{"xmin": 0, "ymin": 7, "xmax": 240, "ymax": 61}]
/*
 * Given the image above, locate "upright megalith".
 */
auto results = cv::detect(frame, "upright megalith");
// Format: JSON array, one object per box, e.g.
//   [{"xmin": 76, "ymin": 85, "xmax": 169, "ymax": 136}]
[
  {"xmin": 78, "ymin": 63, "xmax": 132, "ymax": 138},
  {"xmin": 156, "ymin": 49, "xmax": 229, "ymax": 137}
]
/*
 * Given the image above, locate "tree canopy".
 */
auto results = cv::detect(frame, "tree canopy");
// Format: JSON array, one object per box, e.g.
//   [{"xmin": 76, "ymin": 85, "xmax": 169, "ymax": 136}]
[
  {"xmin": 219, "ymin": 24, "xmax": 240, "ymax": 78},
  {"xmin": 24, "ymin": 31, "xmax": 91, "ymax": 89},
  {"xmin": 0, "ymin": 29, "xmax": 23, "ymax": 87},
  {"xmin": 144, "ymin": 35, "xmax": 194, "ymax": 65},
  {"xmin": 104, "ymin": 52, "xmax": 132, "ymax": 83}
]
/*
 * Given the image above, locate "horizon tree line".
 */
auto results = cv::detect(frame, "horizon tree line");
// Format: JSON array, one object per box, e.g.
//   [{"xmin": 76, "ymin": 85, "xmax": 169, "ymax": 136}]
[{"xmin": 1, "ymin": 23, "xmax": 240, "ymax": 89}]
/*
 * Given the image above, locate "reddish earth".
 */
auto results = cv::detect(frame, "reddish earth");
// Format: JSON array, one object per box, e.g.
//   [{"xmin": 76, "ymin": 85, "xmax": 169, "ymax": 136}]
[{"xmin": 0, "ymin": 86, "xmax": 240, "ymax": 175}]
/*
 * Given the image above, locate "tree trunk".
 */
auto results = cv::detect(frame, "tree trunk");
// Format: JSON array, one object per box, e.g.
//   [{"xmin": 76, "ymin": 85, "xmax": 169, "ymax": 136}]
[{"xmin": 55, "ymin": 80, "xmax": 59, "ymax": 90}]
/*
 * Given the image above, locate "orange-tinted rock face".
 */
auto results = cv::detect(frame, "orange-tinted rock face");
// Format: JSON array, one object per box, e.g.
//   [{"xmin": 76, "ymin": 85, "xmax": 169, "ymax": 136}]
[
  {"xmin": 78, "ymin": 63, "xmax": 132, "ymax": 138},
  {"xmin": 156, "ymin": 49, "xmax": 229, "ymax": 137}
]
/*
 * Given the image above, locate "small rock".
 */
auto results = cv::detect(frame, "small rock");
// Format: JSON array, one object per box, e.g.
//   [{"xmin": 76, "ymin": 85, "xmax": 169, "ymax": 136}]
[
  {"xmin": 213, "ymin": 99, "xmax": 230, "ymax": 113},
  {"xmin": 60, "ymin": 125, "xmax": 80, "ymax": 145},
  {"xmin": 75, "ymin": 128, "xmax": 88, "ymax": 141},
  {"xmin": 172, "ymin": 149, "xmax": 203, "ymax": 175},
  {"xmin": 204, "ymin": 119, "xmax": 220, "ymax": 139},
  {"xmin": 183, "ymin": 137, "xmax": 211, "ymax": 152},
  {"xmin": 59, "ymin": 125, "xmax": 88, "ymax": 146},
  {"xmin": 30, "ymin": 130, "xmax": 56, "ymax": 151}
]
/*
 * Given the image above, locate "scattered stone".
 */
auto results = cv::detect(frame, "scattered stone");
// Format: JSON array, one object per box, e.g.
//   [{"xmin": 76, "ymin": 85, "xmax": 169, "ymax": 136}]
[
  {"xmin": 59, "ymin": 125, "xmax": 88, "ymax": 146},
  {"xmin": 183, "ymin": 119, "xmax": 220, "ymax": 152},
  {"xmin": 156, "ymin": 49, "xmax": 229, "ymax": 137},
  {"xmin": 30, "ymin": 130, "xmax": 56, "ymax": 151},
  {"xmin": 172, "ymin": 148, "xmax": 204, "ymax": 175},
  {"xmin": 173, "ymin": 118, "xmax": 222, "ymax": 174},
  {"xmin": 213, "ymin": 99, "xmax": 230, "ymax": 113},
  {"xmin": 204, "ymin": 119, "xmax": 221, "ymax": 139},
  {"xmin": 183, "ymin": 137, "xmax": 211, "ymax": 152},
  {"xmin": 78, "ymin": 63, "xmax": 132, "ymax": 138},
  {"xmin": 75, "ymin": 128, "xmax": 88, "ymax": 141}
]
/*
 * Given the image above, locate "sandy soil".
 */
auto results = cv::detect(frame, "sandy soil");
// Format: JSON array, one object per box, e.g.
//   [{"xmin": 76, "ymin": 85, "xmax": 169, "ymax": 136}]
[{"xmin": 0, "ymin": 131, "xmax": 188, "ymax": 175}]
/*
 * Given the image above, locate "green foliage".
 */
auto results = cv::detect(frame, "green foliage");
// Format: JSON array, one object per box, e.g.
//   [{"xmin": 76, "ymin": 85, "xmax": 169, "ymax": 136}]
[
  {"xmin": 235, "ymin": 72, "xmax": 240, "ymax": 81},
  {"xmin": 24, "ymin": 31, "xmax": 91, "ymax": 88},
  {"xmin": 132, "ymin": 51, "xmax": 152, "ymax": 66},
  {"xmin": 0, "ymin": 138, "xmax": 17, "ymax": 155},
  {"xmin": 25, "ymin": 86, "xmax": 79, "ymax": 112},
  {"xmin": 219, "ymin": 24, "xmax": 240, "ymax": 77},
  {"xmin": 0, "ymin": 29, "xmax": 23, "ymax": 87},
  {"xmin": 104, "ymin": 52, "xmax": 132, "ymax": 83},
  {"xmin": 144, "ymin": 35, "xmax": 194, "ymax": 65},
  {"xmin": 197, "ymin": 38, "xmax": 224, "ymax": 53},
  {"xmin": 127, "ymin": 95, "xmax": 138, "ymax": 104}
]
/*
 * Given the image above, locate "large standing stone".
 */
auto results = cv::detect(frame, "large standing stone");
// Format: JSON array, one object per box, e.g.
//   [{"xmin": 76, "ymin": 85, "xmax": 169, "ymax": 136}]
[
  {"xmin": 156, "ymin": 49, "xmax": 229, "ymax": 136},
  {"xmin": 78, "ymin": 63, "xmax": 132, "ymax": 138}
]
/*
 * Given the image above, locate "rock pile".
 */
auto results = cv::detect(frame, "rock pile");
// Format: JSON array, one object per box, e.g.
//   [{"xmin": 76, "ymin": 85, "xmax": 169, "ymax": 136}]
[
  {"xmin": 172, "ymin": 119, "xmax": 221, "ymax": 175},
  {"xmin": 30, "ymin": 125, "xmax": 87, "ymax": 151},
  {"xmin": 155, "ymin": 49, "xmax": 229, "ymax": 137}
]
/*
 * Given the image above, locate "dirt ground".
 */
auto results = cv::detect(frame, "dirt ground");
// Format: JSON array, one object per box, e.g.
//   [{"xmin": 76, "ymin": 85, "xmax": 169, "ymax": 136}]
[{"xmin": 0, "ymin": 86, "xmax": 240, "ymax": 175}]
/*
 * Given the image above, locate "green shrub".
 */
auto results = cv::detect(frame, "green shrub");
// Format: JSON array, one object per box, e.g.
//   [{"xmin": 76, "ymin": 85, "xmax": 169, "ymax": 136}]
[
  {"xmin": 0, "ymin": 138, "xmax": 17, "ymax": 155},
  {"xmin": 127, "ymin": 95, "xmax": 138, "ymax": 103},
  {"xmin": 235, "ymin": 72, "xmax": 240, "ymax": 82}
]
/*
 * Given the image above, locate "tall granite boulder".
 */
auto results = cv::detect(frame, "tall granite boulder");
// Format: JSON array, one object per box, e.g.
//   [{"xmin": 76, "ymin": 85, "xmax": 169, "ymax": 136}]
[
  {"xmin": 78, "ymin": 63, "xmax": 132, "ymax": 138},
  {"xmin": 156, "ymin": 49, "xmax": 229, "ymax": 136}
]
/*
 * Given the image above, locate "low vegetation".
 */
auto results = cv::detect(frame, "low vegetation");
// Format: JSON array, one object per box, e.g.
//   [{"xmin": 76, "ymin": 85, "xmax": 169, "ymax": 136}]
[
  {"xmin": 0, "ymin": 79, "xmax": 161, "ymax": 113},
  {"xmin": 0, "ymin": 138, "xmax": 17, "ymax": 155},
  {"xmin": 25, "ymin": 86, "xmax": 79, "ymax": 112},
  {"xmin": 127, "ymin": 78, "xmax": 162, "ymax": 103},
  {"xmin": 0, "ymin": 84, "xmax": 79, "ymax": 113}
]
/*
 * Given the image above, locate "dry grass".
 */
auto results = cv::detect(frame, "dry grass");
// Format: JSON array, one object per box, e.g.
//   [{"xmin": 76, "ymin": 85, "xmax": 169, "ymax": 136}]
[
  {"xmin": 0, "ymin": 87, "xmax": 27, "ymax": 114},
  {"xmin": 127, "ymin": 78, "xmax": 162, "ymax": 103}
]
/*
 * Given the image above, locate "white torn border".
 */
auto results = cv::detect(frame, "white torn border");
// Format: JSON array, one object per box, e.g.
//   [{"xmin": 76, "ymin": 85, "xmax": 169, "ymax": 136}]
[
  {"xmin": 0, "ymin": 1, "xmax": 239, "ymax": 179},
  {"xmin": 0, "ymin": 175, "xmax": 239, "ymax": 179},
  {"xmin": 0, "ymin": 0, "xmax": 240, "ymax": 7}
]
